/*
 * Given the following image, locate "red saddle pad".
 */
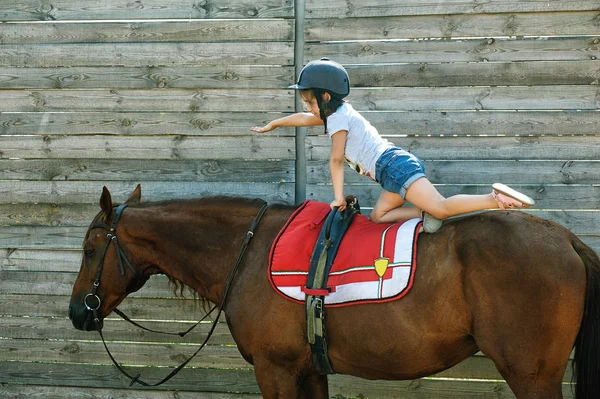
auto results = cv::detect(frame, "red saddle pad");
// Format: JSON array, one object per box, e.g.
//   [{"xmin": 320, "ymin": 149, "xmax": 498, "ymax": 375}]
[{"xmin": 268, "ymin": 200, "xmax": 421, "ymax": 307}]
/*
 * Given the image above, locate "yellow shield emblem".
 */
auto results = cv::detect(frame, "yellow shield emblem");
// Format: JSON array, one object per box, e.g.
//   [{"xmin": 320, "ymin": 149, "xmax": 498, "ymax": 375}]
[{"xmin": 374, "ymin": 257, "xmax": 389, "ymax": 278}]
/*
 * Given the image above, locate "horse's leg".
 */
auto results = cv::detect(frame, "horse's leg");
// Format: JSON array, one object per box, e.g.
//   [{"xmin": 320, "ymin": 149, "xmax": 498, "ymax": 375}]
[
  {"xmin": 471, "ymin": 283, "xmax": 579, "ymax": 398},
  {"xmin": 254, "ymin": 358, "xmax": 328, "ymax": 399},
  {"xmin": 253, "ymin": 360, "xmax": 299, "ymax": 398},
  {"xmin": 471, "ymin": 296, "xmax": 576, "ymax": 398},
  {"xmin": 298, "ymin": 368, "xmax": 329, "ymax": 399},
  {"xmin": 489, "ymin": 351, "xmax": 566, "ymax": 399}
]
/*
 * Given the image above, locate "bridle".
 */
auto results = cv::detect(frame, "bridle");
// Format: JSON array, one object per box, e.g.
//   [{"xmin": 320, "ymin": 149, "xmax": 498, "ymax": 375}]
[
  {"xmin": 83, "ymin": 201, "xmax": 269, "ymax": 386},
  {"xmin": 84, "ymin": 203, "xmax": 139, "ymax": 316}
]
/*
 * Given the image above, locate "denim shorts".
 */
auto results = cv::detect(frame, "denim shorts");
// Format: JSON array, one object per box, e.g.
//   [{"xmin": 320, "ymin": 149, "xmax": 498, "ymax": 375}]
[{"xmin": 375, "ymin": 147, "xmax": 426, "ymax": 199}]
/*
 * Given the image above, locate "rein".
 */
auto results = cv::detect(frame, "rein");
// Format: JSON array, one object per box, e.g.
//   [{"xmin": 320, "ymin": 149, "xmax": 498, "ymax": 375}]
[{"xmin": 84, "ymin": 201, "xmax": 269, "ymax": 387}]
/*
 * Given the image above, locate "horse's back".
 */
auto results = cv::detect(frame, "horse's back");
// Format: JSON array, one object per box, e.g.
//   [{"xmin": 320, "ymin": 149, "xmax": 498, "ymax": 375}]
[
  {"xmin": 445, "ymin": 210, "xmax": 587, "ymax": 287},
  {"xmin": 435, "ymin": 210, "xmax": 586, "ymax": 331},
  {"xmin": 441, "ymin": 211, "xmax": 585, "ymax": 381},
  {"xmin": 326, "ymin": 210, "xmax": 587, "ymax": 380}
]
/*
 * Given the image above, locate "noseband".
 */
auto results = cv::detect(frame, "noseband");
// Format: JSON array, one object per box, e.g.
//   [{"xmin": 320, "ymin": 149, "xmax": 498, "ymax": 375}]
[{"xmin": 83, "ymin": 200, "xmax": 269, "ymax": 387}]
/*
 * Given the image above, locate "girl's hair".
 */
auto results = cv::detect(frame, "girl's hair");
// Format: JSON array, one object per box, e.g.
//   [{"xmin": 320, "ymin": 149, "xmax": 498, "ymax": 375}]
[{"xmin": 300, "ymin": 88, "xmax": 345, "ymax": 134}]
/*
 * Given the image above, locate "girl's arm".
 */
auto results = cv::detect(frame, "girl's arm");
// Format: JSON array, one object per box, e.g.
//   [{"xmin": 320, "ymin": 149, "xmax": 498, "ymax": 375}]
[
  {"xmin": 251, "ymin": 112, "xmax": 323, "ymax": 133},
  {"xmin": 329, "ymin": 130, "xmax": 348, "ymax": 211}
]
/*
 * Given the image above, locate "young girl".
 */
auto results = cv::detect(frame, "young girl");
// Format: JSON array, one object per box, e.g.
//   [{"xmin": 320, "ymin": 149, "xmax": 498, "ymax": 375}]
[{"xmin": 251, "ymin": 58, "xmax": 535, "ymax": 233}]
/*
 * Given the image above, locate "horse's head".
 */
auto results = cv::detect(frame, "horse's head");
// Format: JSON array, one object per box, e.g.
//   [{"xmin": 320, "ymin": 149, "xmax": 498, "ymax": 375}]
[{"xmin": 68, "ymin": 185, "xmax": 150, "ymax": 331}]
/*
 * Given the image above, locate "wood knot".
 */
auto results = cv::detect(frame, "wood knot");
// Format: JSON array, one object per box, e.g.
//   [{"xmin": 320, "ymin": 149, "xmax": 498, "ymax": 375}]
[
  {"xmin": 243, "ymin": 7, "xmax": 259, "ymax": 17},
  {"xmin": 223, "ymin": 71, "xmax": 239, "ymax": 81},
  {"xmin": 60, "ymin": 343, "xmax": 80, "ymax": 355}
]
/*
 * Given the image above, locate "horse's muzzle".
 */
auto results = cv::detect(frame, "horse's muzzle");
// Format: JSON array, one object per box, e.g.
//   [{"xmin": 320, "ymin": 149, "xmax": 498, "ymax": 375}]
[{"xmin": 68, "ymin": 303, "xmax": 103, "ymax": 331}]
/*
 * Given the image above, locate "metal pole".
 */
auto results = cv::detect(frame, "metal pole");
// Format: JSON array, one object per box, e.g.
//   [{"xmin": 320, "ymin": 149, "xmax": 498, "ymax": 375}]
[{"xmin": 294, "ymin": 0, "xmax": 307, "ymax": 205}]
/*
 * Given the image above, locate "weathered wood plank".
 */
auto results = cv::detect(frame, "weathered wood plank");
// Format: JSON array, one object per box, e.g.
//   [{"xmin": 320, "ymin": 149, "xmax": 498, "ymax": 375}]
[
  {"xmin": 344, "ymin": 86, "xmax": 600, "ymax": 111},
  {"xmin": 0, "ymin": 0, "xmax": 294, "ymax": 20},
  {"xmin": 307, "ymin": 135, "xmax": 600, "ymax": 161},
  {"xmin": 2, "ymin": 109, "xmax": 596, "ymax": 137},
  {"xmin": 0, "ymin": 156, "xmax": 591, "ymax": 187},
  {"xmin": 0, "ymin": 136, "xmax": 295, "ymax": 160},
  {"xmin": 0, "ymin": 42, "xmax": 294, "ymax": 67},
  {"xmin": 0, "ymin": 249, "xmax": 80, "ymax": 271},
  {"xmin": 0, "ymin": 338, "xmax": 250, "ymax": 368},
  {"xmin": 0, "ymin": 271, "xmax": 189, "ymax": 297},
  {"xmin": 0, "ymin": 226, "xmax": 87, "ymax": 250},
  {"xmin": 0, "ymin": 181, "xmax": 293, "ymax": 205},
  {"xmin": 305, "ymin": 110, "xmax": 600, "ymax": 136},
  {"xmin": 0, "ymin": 203, "xmax": 94, "ymax": 227},
  {"xmin": 0, "ymin": 159, "xmax": 293, "ymax": 182},
  {"xmin": 1, "ymin": 109, "xmax": 597, "ymax": 137},
  {"xmin": 0, "ymin": 295, "xmax": 211, "ymax": 319},
  {"xmin": 0, "ymin": 89, "xmax": 293, "ymax": 112},
  {"xmin": 420, "ymin": 161, "xmax": 600, "ymax": 185},
  {"xmin": 4, "ymin": 109, "xmax": 600, "ymax": 136},
  {"xmin": 0, "ymin": 361, "xmax": 262, "ymax": 393},
  {"xmin": 305, "ymin": 0, "xmax": 600, "ymax": 18},
  {"xmin": 0, "ymin": 20, "xmax": 294, "ymax": 44},
  {"xmin": 0, "ymin": 316, "xmax": 234, "ymax": 345},
  {"xmin": 306, "ymin": 36, "xmax": 600, "ymax": 63},
  {"xmin": 306, "ymin": 12, "xmax": 600, "ymax": 39},
  {"xmin": 0, "ymin": 112, "xmax": 295, "ymax": 136},
  {"xmin": 0, "ymin": 86, "xmax": 595, "ymax": 113},
  {"xmin": 0, "ymin": 66, "xmax": 294, "ymax": 89},
  {"xmin": 0, "ymin": 385, "xmax": 261, "ymax": 399},
  {"xmin": 341, "ymin": 61, "xmax": 600, "ymax": 87},
  {"xmin": 0, "ymin": 362, "xmax": 575, "ymax": 398}
]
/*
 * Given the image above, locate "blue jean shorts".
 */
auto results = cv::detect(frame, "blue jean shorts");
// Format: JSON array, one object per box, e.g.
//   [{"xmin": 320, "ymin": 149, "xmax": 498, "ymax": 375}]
[{"xmin": 375, "ymin": 147, "xmax": 426, "ymax": 199}]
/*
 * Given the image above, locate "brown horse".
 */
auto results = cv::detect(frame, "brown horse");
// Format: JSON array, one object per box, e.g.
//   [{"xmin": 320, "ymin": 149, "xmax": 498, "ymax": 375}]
[{"xmin": 69, "ymin": 185, "xmax": 600, "ymax": 399}]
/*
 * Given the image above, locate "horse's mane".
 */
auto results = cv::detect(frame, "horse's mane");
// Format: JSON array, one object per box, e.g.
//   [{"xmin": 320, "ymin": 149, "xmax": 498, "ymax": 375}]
[
  {"xmin": 167, "ymin": 276, "xmax": 210, "ymax": 311},
  {"xmin": 132, "ymin": 195, "xmax": 266, "ymax": 210},
  {"xmin": 160, "ymin": 196, "xmax": 266, "ymax": 307},
  {"xmin": 85, "ymin": 195, "xmax": 268, "ymax": 311}
]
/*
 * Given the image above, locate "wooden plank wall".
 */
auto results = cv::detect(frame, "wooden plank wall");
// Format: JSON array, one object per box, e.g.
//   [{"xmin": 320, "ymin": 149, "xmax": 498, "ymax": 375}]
[
  {"xmin": 0, "ymin": 0, "xmax": 598, "ymax": 398},
  {"xmin": 0, "ymin": 1, "xmax": 295, "ymax": 398}
]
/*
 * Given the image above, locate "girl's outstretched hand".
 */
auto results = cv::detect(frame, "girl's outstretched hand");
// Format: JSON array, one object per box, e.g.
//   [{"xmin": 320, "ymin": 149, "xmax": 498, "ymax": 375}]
[{"xmin": 250, "ymin": 123, "xmax": 275, "ymax": 133}]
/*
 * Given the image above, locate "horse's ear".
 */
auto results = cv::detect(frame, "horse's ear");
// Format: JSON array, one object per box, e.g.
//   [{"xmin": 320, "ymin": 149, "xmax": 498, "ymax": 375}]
[
  {"xmin": 125, "ymin": 184, "xmax": 142, "ymax": 205},
  {"xmin": 100, "ymin": 186, "xmax": 113, "ymax": 221}
]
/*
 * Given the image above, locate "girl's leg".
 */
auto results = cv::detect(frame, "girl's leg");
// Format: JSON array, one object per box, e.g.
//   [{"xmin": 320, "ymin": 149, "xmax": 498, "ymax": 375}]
[
  {"xmin": 405, "ymin": 177, "xmax": 497, "ymax": 220},
  {"xmin": 370, "ymin": 177, "xmax": 534, "ymax": 224},
  {"xmin": 370, "ymin": 189, "xmax": 422, "ymax": 224}
]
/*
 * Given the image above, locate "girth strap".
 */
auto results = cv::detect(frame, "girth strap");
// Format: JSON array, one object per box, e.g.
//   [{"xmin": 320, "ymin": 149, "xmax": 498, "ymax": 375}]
[{"xmin": 305, "ymin": 197, "xmax": 361, "ymax": 375}]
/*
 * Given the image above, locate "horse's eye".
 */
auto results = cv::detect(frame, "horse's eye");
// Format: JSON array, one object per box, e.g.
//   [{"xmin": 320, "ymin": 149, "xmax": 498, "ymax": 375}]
[{"xmin": 84, "ymin": 248, "xmax": 95, "ymax": 257}]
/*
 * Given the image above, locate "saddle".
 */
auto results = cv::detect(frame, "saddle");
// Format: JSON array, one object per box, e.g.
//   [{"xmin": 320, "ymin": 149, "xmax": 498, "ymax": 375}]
[
  {"xmin": 268, "ymin": 198, "xmax": 422, "ymax": 375},
  {"xmin": 305, "ymin": 196, "xmax": 361, "ymax": 375}
]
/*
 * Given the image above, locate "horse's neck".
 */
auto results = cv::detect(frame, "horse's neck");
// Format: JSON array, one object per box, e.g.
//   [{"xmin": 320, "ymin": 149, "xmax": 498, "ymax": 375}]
[{"xmin": 131, "ymin": 201, "xmax": 256, "ymax": 303}]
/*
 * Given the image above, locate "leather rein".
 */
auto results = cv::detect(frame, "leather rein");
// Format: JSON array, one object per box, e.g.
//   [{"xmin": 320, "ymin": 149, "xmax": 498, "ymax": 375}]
[{"xmin": 83, "ymin": 201, "xmax": 269, "ymax": 386}]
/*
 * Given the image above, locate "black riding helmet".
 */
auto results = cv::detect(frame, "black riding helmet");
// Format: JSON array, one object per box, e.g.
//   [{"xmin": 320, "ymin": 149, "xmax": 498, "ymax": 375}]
[
  {"xmin": 289, "ymin": 57, "xmax": 350, "ymax": 97},
  {"xmin": 289, "ymin": 58, "xmax": 350, "ymax": 132}
]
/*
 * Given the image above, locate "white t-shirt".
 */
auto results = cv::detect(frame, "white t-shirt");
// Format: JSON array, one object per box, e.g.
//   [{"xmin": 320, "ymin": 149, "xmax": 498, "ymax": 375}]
[{"xmin": 326, "ymin": 102, "xmax": 392, "ymax": 179}]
